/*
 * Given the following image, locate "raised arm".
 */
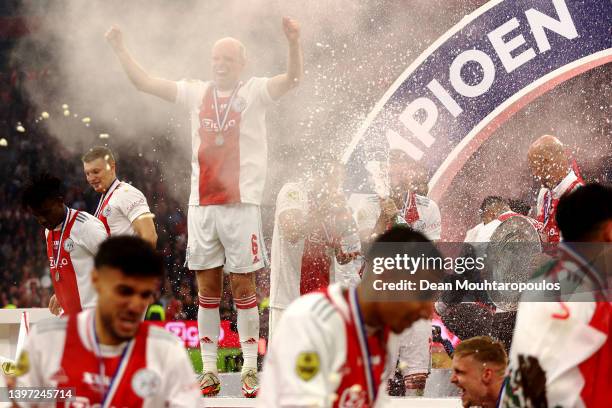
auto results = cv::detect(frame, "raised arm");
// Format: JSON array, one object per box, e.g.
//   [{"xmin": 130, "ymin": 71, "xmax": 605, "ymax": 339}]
[
  {"xmin": 267, "ymin": 17, "xmax": 303, "ymax": 101},
  {"xmin": 105, "ymin": 25, "xmax": 177, "ymax": 103}
]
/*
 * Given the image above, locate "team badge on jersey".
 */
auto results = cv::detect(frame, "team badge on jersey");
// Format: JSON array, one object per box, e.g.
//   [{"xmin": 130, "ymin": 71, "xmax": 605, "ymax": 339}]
[
  {"xmin": 131, "ymin": 368, "xmax": 161, "ymax": 398},
  {"xmin": 295, "ymin": 351, "xmax": 320, "ymax": 381},
  {"xmin": 232, "ymin": 96, "xmax": 247, "ymax": 113},
  {"xmin": 102, "ymin": 205, "xmax": 112, "ymax": 217},
  {"xmin": 63, "ymin": 238, "xmax": 75, "ymax": 253}
]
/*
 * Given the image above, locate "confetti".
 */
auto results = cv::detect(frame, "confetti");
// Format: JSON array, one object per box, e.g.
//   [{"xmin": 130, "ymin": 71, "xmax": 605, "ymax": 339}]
[
  {"xmin": 99, "ymin": 133, "xmax": 110, "ymax": 139},
  {"xmin": 61, "ymin": 104, "xmax": 68, "ymax": 110},
  {"xmin": 0, "ymin": 138, "xmax": 7, "ymax": 147},
  {"xmin": 82, "ymin": 117, "xmax": 91, "ymax": 123},
  {"xmin": 41, "ymin": 112, "xmax": 50, "ymax": 119},
  {"xmin": 63, "ymin": 110, "xmax": 70, "ymax": 116},
  {"xmin": 16, "ymin": 125, "xmax": 25, "ymax": 133}
]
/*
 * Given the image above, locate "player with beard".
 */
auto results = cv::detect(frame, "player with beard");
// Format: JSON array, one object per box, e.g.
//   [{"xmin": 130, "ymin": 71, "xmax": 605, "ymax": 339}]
[
  {"xmin": 22, "ymin": 174, "xmax": 108, "ymax": 316},
  {"xmin": 106, "ymin": 17, "xmax": 303, "ymax": 397},
  {"xmin": 13, "ymin": 236, "xmax": 200, "ymax": 407},
  {"xmin": 82, "ymin": 146, "xmax": 157, "ymax": 247}
]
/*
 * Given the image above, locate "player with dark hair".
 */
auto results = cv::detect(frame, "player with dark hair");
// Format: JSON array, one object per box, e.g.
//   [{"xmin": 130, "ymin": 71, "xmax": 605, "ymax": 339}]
[
  {"xmin": 14, "ymin": 236, "xmax": 200, "ymax": 407},
  {"xmin": 259, "ymin": 227, "xmax": 443, "ymax": 407},
  {"xmin": 505, "ymin": 183, "xmax": 611, "ymax": 407},
  {"xmin": 22, "ymin": 174, "xmax": 108, "ymax": 315},
  {"xmin": 82, "ymin": 146, "xmax": 157, "ymax": 247}
]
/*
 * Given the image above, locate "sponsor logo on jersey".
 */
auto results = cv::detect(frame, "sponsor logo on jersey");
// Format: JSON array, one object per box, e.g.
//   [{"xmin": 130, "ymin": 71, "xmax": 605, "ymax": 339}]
[{"xmin": 295, "ymin": 351, "xmax": 320, "ymax": 381}]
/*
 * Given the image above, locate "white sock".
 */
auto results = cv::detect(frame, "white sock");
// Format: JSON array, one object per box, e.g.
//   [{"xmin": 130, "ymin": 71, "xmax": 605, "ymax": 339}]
[
  {"xmin": 235, "ymin": 294, "xmax": 259, "ymax": 373},
  {"xmin": 198, "ymin": 294, "xmax": 220, "ymax": 374}
]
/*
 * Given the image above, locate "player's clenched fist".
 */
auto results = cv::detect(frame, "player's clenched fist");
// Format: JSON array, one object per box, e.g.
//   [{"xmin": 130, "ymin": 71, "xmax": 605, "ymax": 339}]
[
  {"xmin": 105, "ymin": 25, "xmax": 124, "ymax": 51},
  {"xmin": 48, "ymin": 294, "xmax": 61, "ymax": 316},
  {"xmin": 282, "ymin": 17, "xmax": 300, "ymax": 43}
]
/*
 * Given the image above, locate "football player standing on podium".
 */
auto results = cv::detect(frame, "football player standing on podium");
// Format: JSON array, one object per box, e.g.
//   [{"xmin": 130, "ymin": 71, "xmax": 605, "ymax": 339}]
[
  {"xmin": 82, "ymin": 146, "xmax": 157, "ymax": 247},
  {"xmin": 105, "ymin": 17, "xmax": 303, "ymax": 397},
  {"xmin": 14, "ymin": 236, "xmax": 200, "ymax": 407},
  {"xmin": 22, "ymin": 174, "xmax": 108, "ymax": 316}
]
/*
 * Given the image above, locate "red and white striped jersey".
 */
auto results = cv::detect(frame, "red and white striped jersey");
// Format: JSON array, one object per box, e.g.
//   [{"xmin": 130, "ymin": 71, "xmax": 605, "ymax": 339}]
[
  {"xmin": 94, "ymin": 179, "xmax": 152, "ymax": 236},
  {"xmin": 535, "ymin": 169, "xmax": 584, "ymax": 243},
  {"xmin": 45, "ymin": 208, "xmax": 107, "ymax": 314},
  {"xmin": 15, "ymin": 309, "xmax": 200, "ymax": 407},
  {"xmin": 259, "ymin": 284, "xmax": 400, "ymax": 408},
  {"xmin": 175, "ymin": 77, "xmax": 274, "ymax": 206}
]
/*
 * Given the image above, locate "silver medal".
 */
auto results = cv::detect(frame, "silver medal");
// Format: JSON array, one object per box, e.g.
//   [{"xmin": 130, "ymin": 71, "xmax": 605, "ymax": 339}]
[{"xmin": 215, "ymin": 134, "xmax": 224, "ymax": 146}]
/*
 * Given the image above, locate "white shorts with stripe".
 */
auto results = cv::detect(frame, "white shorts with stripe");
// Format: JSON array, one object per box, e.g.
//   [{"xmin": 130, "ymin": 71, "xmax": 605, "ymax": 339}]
[{"xmin": 186, "ymin": 203, "xmax": 266, "ymax": 273}]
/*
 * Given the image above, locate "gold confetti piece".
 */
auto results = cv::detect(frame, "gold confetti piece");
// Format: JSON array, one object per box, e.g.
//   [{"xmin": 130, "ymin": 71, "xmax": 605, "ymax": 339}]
[
  {"xmin": 16, "ymin": 125, "xmax": 25, "ymax": 133},
  {"xmin": 41, "ymin": 112, "xmax": 50, "ymax": 119},
  {"xmin": 82, "ymin": 117, "xmax": 91, "ymax": 123},
  {"xmin": 0, "ymin": 138, "xmax": 7, "ymax": 147},
  {"xmin": 61, "ymin": 104, "xmax": 68, "ymax": 110},
  {"xmin": 63, "ymin": 110, "xmax": 70, "ymax": 116},
  {"xmin": 99, "ymin": 133, "xmax": 110, "ymax": 139}
]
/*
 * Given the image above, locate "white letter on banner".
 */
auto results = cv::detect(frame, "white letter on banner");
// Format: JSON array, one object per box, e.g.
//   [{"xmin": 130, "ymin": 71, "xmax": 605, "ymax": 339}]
[
  {"xmin": 525, "ymin": 0, "xmax": 578, "ymax": 54},
  {"xmin": 488, "ymin": 18, "xmax": 537, "ymax": 73},
  {"xmin": 449, "ymin": 49, "xmax": 496, "ymax": 98},
  {"xmin": 398, "ymin": 97, "xmax": 437, "ymax": 147},
  {"xmin": 427, "ymin": 79, "xmax": 463, "ymax": 117}
]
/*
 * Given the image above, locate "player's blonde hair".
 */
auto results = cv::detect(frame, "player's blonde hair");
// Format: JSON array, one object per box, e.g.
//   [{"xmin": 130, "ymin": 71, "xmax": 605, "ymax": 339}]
[
  {"xmin": 454, "ymin": 336, "xmax": 508, "ymax": 372},
  {"xmin": 82, "ymin": 146, "xmax": 115, "ymax": 164}
]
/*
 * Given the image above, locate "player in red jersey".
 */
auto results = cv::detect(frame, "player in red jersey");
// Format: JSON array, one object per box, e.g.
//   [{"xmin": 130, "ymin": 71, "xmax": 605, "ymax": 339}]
[
  {"xmin": 528, "ymin": 135, "xmax": 584, "ymax": 243},
  {"xmin": 259, "ymin": 227, "xmax": 444, "ymax": 407},
  {"xmin": 105, "ymin": 17, "xmax": 303, "ymax": 397},
  {"xmin": 14, "ymin": 236, "xmax": 200, "ymax": 407},
  {"xmin": 505, "ymin": 184, "xmax": 611, "ymax": 407},
  {"xmin": 22, "ymin": 174, "xmax": 108, "ymax": 316}
]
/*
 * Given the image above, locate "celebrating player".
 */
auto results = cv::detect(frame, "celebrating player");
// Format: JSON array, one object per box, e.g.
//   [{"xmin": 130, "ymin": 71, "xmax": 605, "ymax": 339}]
[
  {"xmin": 451, "ymin": 336, "xmax": 508, "ymax": 408},
  {"xmin": 268, "ymin": 161, "xmax": 361, "ymax": 341},
  {"xmin": 528, "ymin": 135, "xmax": 584, "ymax": 243},
  {"xmin": 106, "ymin": 17, "xmax": 303, "ymax": 397},
  {"xmin": 82, "ymin": 146, "xmax": 157, "ymax": 247},
  {"xmin": 259, "ymin": 227, "xmax": 443, "ymax": 407},
  {"xmin": 14, "ymin": 236, "xmax": 201, "ymax": 407},
  {"xmin": 22, "ymin": 174, "xmax": 107, "ymax": 315}
]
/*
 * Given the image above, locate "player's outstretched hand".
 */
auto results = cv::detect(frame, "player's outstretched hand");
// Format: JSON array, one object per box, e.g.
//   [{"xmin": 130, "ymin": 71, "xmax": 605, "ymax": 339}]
[
  {"xmin": 48, "ymin": 294, "xmax": 61, "ymax": 316},
  {"xmin": 282, "ymin": 17, "xmax": 300, "ymax": 43},
  {"xmin": 105, "ymin": 25, "xmax": 124, "ymax": 51}
]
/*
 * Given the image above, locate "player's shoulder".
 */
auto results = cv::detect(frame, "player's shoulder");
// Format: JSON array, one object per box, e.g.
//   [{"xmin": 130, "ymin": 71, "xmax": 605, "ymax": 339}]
[
  {"xmin": 31, "ymin": 317, "xmax": 68, "ymax": 335},
  {"xmin": 73, "ymin": 210, "xmax": 104, "ymax": 230},
  {"xmin": 415, "ymin": 194, "xmax": 437, "ymax": 209},
  {"xmin": 284, "ymin": 291, "xmax": 340, "ymax": 326},
  {"xmin": 148, "ymin": 324, "xmax": 184, "ymax": 346},
  {"xmin": 115, "ymin": 181, "xmax": 147, "ymax": 201}
]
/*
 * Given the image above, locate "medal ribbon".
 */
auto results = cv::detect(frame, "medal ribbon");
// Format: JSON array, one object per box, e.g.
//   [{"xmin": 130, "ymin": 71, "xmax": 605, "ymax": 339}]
[
  {"xmin": 52, "ymin": 207, "xmax": 72, "ymax": 274},
  {"xmin": 349, "ymin": 288, "xmax": 377, "ymax": 402},
  {"xmin": 94, "ymin": 179, "xmax": 121, "ymax": 217},
  {"xmin": 212, "ymin": 82, "xmax": 241, "ymax": 134},
  {"xmin": 88, "ymin": 312, "xmax": 135, "ymax": 408}
]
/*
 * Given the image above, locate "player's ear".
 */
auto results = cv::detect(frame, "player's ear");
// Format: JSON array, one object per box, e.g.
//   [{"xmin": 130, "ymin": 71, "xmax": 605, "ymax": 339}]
[{"xmin": 92, "ymin": 267, "xmax": 100, "ymax": 290}]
